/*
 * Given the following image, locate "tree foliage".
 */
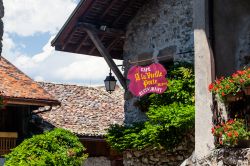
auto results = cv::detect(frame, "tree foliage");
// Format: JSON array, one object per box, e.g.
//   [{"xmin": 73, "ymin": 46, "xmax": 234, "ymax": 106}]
[{"xmin": 5, "ymin": 128, "xmax": 88, "ymax": 166}]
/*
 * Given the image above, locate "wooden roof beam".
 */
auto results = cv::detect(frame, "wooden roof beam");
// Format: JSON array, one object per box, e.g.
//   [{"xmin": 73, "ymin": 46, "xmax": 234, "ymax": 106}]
[
  {"xmin": 111, "ymin": 0, "xmax": 134, "ymax": 27},
  {"xmin": 78, "ymin": 22, "xmax": 125, "ymax": 37},
  {"xmin": 76, "ymin": 35, "xmax": 90, "ymax": 53},
  {"xmin": 89, "ymin": 35, "xmax": 105, "ymax": 55},
  {"xmin": 99, "ymin": 0, "xmax": 118, "ymax": 20},
  {"xmin": 82, "ymin": 24, "xmax": 127, "ymax": 89},
  {"xmin": 107, "ymin": 37, "xmax": 121, "ymax": 51},
  {"xmin": 62, "ymin": 27, "xmax": 78, "ymax": 50}
]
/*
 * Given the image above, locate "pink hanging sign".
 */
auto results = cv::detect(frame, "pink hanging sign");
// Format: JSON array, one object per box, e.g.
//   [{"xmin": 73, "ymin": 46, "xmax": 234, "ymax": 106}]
[{"xmin": 127, "ymin": 63, "xmax": 168, "ymax": 97}]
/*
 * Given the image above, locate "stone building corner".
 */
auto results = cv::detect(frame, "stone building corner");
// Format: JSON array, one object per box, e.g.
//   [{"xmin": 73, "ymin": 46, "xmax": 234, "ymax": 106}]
[{"xmin": 0, "ymin": 0, "xmax": 4, "ymax": 55}]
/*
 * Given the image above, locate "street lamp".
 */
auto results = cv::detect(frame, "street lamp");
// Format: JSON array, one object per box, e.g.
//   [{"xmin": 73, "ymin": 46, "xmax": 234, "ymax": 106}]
[{"xmin": 104, "ymin": 68, "xmax": 117, "ymax": 93}]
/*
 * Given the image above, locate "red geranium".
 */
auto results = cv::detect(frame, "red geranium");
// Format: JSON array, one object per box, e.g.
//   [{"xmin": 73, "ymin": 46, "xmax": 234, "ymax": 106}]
[
  {"xmin": 232, "ymin": 73, "xmax": 239, "ymax": 78},
  {"xmin": 227, "ymin": 132, "xmax": 232, "ymax": 137},
  {"xmin": 208, "ymin": 77, "xmax": 240, "ymax": 101},
  {"xmin": 232, "ymin": 67, "xmax": 250, "ymax": 88},
  {"xmin": 209, "ymin": 67, "xmax": 250, "ymax": 101},
  {"xmin": 208, "ymin": 83, "xmax": 214, "ymax": 92},
  {"xmin": 211, "ymin": 119, "xmax": 250, "ymax": 147}
]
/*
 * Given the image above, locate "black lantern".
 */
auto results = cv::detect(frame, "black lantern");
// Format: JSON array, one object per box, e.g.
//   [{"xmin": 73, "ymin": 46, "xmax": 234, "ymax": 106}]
[{"xmin": 104, "ymin": 69, "xmax": 117, "ymax": 93}]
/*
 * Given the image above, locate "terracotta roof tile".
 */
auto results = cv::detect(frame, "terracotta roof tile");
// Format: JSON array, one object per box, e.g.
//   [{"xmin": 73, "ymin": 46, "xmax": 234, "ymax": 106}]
[
  {"xmin": 37, "ymin": 82, "xmax": 124, "ymax": 136},
  {"xmin": 0, "ymin": 57, "xmax": 59, "ymax": 106}
]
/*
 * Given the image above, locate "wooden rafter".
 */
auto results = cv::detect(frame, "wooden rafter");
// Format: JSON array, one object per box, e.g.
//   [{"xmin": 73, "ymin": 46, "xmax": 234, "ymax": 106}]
[
  {"xmin": 78, "ymin": 23, "xmax": 125, "ymax": 36},
  {"xmin": 82, "ymin": 25, "xmax": 127, "ymax": 89},
  {"xmin": 99, "ymin": 0, "xmax": 118, "ymax": 20},
  {"xmin": 89, "ymin": 35, "xmax": 105, "ymax": 54},
  {"xmin": 61, "ymin": 0, "xmax": 97, "ymax": 48},
  {"xmin": 62, "ymin": 27, "xmax": 77, "ymax": 50},
  {"xmin": 111, "ymin": 0, "xmax": 134, "ymax": 27},
  {"xmin": 107, "ymin": 37, "xmax": 120, "ymax": 51},
  {"xmin": 75, "ymin": 35, "xmax": 89, "ymax": 53}
]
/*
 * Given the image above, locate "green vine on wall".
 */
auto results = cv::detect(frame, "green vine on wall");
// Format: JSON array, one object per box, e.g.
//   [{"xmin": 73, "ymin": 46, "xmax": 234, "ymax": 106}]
[{"xmin": 106, "ymin": 63, "xmax": 195, "ymax": 152}]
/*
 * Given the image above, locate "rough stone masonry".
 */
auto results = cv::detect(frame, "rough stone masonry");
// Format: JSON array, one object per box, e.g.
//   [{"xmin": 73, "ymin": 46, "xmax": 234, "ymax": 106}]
[
  {"xmin": 123, "ymin": 0, "xmax": 194, "ymax": 124},
  {"xmin": 187, "ymin": 148, "xmax": 250, "ymax": 166},
  {"xmin": 0, "ymin": 0, "xmax": 4, "ymax": 164},
  {"xmin": 0, "ymin": 0, "xmax": 3, "ymax": 55},
  {"xmin": 123, "ymin": 132, "xmax": 195, "ymax": 166}
]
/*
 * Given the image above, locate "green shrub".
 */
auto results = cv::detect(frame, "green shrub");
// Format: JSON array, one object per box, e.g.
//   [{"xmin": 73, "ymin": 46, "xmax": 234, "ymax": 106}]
[
  {"xmin": 148, "ymin": 63, "xmax": 195, "ymax": 107},
  {"xmin": 145, "ymin": 103, "xmax": 194, "ymax": 148},
  {"xmin": 106, "ymin": 104, "xmax": 194, "ymax": 152},
  {"xmin": 106, "ymin": 64, "xmax": 195, "ymax": 152},
  {"xmin": 5, "ymin": 128, "xmax": 88, "ymax": 166}
]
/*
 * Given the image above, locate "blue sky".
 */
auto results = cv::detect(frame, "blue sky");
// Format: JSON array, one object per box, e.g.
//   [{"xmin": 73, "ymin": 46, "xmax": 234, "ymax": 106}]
[
  {"xmin": 2, "ymin": 0, "xmax": 121, "ymax": 86},
  {"xmin": 8, "ymin": 33, "xmax": 51, "ymax": 56}
]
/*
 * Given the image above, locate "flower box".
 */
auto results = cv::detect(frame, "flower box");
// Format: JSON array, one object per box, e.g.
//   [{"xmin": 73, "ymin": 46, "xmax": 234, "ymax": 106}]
[
  {"xmin": 209, "ymin": 67, "xmax": 250, "ymax": 102},
  {"xmin": 243, "ymin": 86, "xmax": 250, "ymax": 95},
  {"xmin": 212, "ymin": 119, "xmax": 250, "ymax": 148},
  {"xmin": 237, "ymin": 139, "xmax": 250, "ymax": 148},
  {"xmin": 224, "ymin": 93, "xmax": 244, "ymax": 102}
]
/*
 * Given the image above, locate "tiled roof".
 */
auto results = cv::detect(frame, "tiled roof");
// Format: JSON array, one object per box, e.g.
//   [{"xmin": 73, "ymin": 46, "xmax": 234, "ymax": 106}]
[
  {"xmin": 0, "ymin": 57, "xmax": 60, "ymax": 106},
  {"xmin": 37, "ymin": 82, "xmax": 125, "ymax": 136}
]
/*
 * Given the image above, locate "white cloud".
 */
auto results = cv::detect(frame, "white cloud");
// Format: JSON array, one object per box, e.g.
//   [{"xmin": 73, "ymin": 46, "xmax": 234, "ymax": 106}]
[
  {"xmin": 2, "ymin": 0, "xmax": 123, "ymax": 86},
  {"xmin": 2, "ymin": 33, "xmax": 35, "ymax": 67},
  {"xmin": 2, "ymin": 33, "xmax": 27, "ymax": 58},
  {"xmin": 56, "ymin": 56, "xmax": 111, "ymax": 81},
  {"xmin": 32, "ymin": 36, "xmax": 55, "ymax": 63},
  {"xmin": 34, "ymin": 76, "xmax": 44, "ymax": 82},
  {"xmin": 3, "ymin": 34, "xmax": 122, "ymax": 85},
  {"xmin": 2, "ymin": 33, "xmax": 15, "ymax": 54},
  {"xmin": 3, "ymin": 0, "xmax": 77, "ymax": 36}
]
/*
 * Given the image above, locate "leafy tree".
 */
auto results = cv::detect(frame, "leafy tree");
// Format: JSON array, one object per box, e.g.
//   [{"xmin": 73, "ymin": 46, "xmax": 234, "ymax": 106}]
[{"xmin": 5, "ymin": 128, "xmax": 88, "ymax": 166}]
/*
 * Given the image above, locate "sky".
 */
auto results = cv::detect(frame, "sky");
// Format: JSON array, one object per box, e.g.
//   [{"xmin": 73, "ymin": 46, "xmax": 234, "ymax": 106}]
[{"xmin": 2, "ymin": 0, "xmax": 122, "ymax": 86}]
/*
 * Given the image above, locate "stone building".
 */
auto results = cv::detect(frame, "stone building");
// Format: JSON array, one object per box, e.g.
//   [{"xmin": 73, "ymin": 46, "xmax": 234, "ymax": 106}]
[
  {"xmin": 52, "ymin": 0, "xmax": 250, "ymax": 165},
  {"xmin": 52, "ymin": 0, "xmax": 195, "ymax": 165},
  {"xmin": 122, "ymin": 0, "xmax": 194, "ymax": 124},
  {"xmin": 51, "ymin": 0, "xmax": 194, "ymax": 124},
  {"xmin": 0, "ymin": 0, "xmax": 3, "ymax": 55},
  {"xmin": 192, "ymin": 0, "xmax": 250, "ymax": 164}
]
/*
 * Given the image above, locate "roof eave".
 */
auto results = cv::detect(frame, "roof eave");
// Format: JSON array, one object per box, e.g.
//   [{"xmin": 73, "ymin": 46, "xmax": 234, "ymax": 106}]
[
  {"xmin": 51, "ymin": 0, "xmax": 86, "ymax": 47},
  {"xmin": 4, "ymin": 97, "xmax": 61, "ymax": 107}
]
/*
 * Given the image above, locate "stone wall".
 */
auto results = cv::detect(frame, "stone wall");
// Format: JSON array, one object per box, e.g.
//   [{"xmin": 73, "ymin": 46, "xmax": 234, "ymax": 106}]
[
  {"xmin": 236, "ymin": 19, "xmax": 250, "ymax": 69},
  {"xmin": 123, "ymin": 133, "xmax": 194, "ymax": 166},
  {"xmin": 185, "ymin": 148, "xmax": 250, "ymax": 166},
  {"xmin": 0, "ymin": 0, "xmax": 3, "ymax": 55},
  {"xmin": 213, "ymin": 0, "xmax": 250, "ymax": 76},
  {"xmin": 123, "ymin": 0, "xmax": 194, "ymax": 124},
  {"xmin": 83, "ymin": 157, "xmax": 111, "ymax": 166}
]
